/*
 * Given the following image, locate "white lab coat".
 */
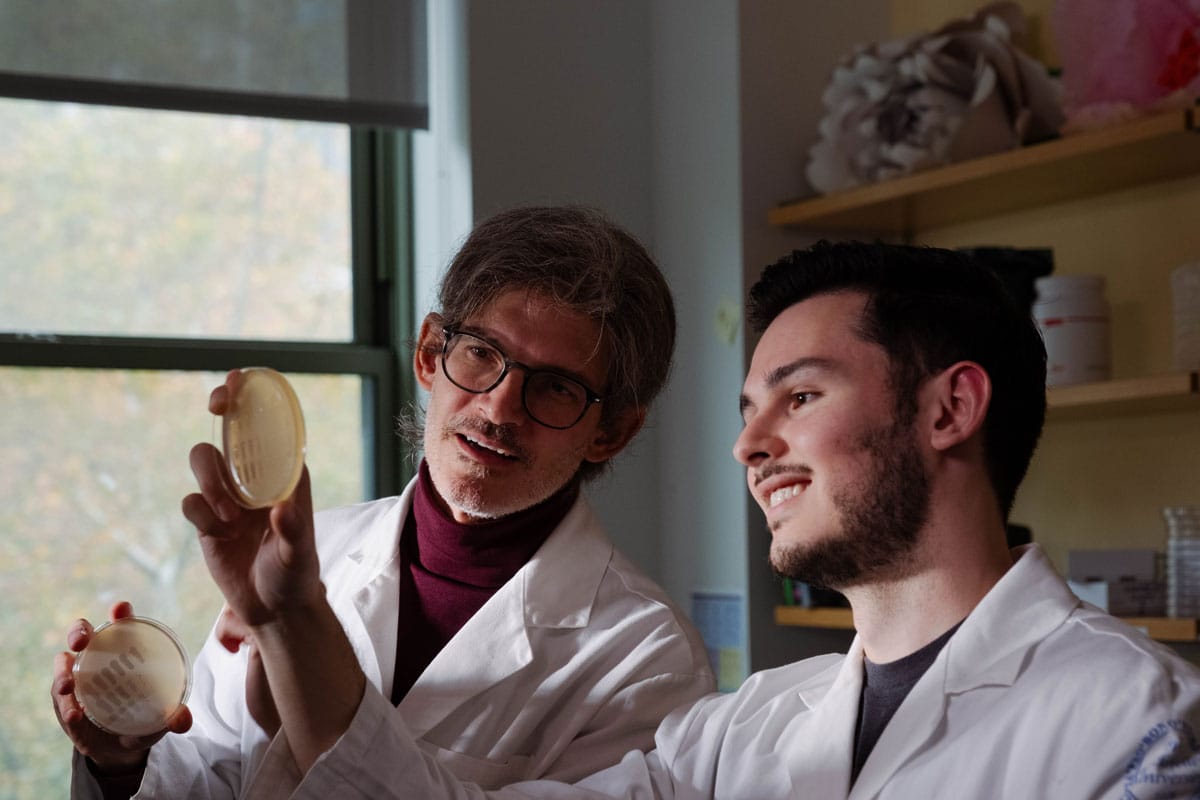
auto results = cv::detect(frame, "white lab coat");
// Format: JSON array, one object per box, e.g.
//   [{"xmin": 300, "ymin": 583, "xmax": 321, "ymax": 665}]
[
  {"xmin": 306, "ymin": 544, "xmax": 1200, "ymax": 799},
  {"xmin": 71, "ymin": 478, "xmax": 714, "ymax": 799}
]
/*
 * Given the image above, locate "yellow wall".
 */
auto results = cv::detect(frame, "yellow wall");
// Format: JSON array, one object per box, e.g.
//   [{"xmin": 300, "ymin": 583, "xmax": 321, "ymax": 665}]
[
  {"xmin": 918, "ymin": 180, "xmax": 1200, "ymax": 570},
  {"xmin": 891, "ymin": 0, "xmax": 1058, "ymax": 66},
  {"xmin": 887, "ymin": 1, "xmax": 1200, "ymax": 571}
]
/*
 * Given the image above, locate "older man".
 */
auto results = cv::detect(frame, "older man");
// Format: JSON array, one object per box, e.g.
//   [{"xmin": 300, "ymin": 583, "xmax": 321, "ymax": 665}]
[{"xmin": 53, "ymin": 206, "xmax": 714, "ymax": 798}]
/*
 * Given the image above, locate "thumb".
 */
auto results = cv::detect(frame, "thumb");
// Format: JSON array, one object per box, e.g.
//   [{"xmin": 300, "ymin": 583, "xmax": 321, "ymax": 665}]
[{"xmin": 269, "ymin": 466, "xmax": 315, "ymax": 562}]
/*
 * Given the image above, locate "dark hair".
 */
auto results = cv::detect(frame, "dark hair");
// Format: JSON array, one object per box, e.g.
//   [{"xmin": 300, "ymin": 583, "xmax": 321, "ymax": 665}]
[
  {"xmin": 433, "ymin": 205, "xmax": 676, "ymax": 481},
  {"xmin": 747, "ymin": 240, "xmax": 1046, "ymax": 519}
]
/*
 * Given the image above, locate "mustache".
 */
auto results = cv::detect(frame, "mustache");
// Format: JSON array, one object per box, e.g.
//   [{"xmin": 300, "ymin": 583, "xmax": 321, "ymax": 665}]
[
  {"xmin": 752, "ymin": 463, "xmax": 813, "ymax": 488},
  {"xmin": 446, "ymin": 415, "xmax": 528, "ymax": 460}
]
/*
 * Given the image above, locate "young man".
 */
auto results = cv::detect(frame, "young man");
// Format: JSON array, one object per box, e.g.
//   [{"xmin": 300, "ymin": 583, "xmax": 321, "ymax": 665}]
[
  {"xmin": 220, "ymin": 239, "xmax": 1200, "ymax": 798},
  {"xmin": 52, "ymin": 206, "xmax": 715, "ymax": 798}
]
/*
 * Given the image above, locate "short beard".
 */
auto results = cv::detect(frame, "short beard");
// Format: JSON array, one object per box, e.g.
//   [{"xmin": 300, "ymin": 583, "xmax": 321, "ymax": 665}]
[{"xmin": 771, "ymin": 418, "xmax": 930, "ymax": 590}]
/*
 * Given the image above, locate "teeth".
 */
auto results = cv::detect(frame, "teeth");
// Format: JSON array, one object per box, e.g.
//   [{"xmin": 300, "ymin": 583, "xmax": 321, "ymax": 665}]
[
  {"xmin": 466, "ymin": 436, "xmax": 512, "ymax": 457},
  {"xmin": 769, "ymin": 484, "xmax": 803, "ymax": 508}
]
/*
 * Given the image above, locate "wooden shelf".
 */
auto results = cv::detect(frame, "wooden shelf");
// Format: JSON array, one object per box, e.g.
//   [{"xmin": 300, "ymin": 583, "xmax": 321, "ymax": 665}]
[
  {"xmin": 776, "ymin": 606, "xmax": 1198, "ymax": 642},
  {"xmin": 1046, "ymin": 373, "xmax": 1200, "ymax": 420},
  {"xmin": 775, "ymin": 605, "xmax": 854, "ymax": 629},
  {"xmin": 768, "ymin": 108, "xmax": 1200, "ymax": 235}
]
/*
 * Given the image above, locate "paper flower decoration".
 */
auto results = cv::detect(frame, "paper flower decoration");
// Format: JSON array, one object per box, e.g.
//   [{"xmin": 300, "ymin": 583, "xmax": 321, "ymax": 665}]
[
  {"xmin": 805, "ymin": 2, "xmax": 1063, "ymax": 194},
  {"xmin": 1051, "ymin": 0, "xmax": 1200, "ymax": 133}
]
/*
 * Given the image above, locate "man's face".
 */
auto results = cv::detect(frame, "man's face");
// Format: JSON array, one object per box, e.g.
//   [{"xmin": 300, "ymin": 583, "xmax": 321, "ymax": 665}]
[
  {"xmin": 734, "ymin": 291, "xmax": 930, "ymax": 589},
  {"xmin": 415, "ymin": 289, "xmax": 620, "ymax": 523}
]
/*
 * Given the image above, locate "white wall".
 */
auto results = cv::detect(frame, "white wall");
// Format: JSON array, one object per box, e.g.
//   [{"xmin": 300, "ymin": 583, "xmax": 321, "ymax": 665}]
[
  {"xmin": 649, "ymin": 0, "xmax": 749, "ymax": 676},
  {"xmin": 737, "ymin": 2, "xmax": 889, "ymax": 669},
  {"xmin": 466, "ymin": 0, "xmax": 664, "ymax": 576},
  {"xmin": 464, "ymin": 0, "xmax": 889, "ymax": 673}
]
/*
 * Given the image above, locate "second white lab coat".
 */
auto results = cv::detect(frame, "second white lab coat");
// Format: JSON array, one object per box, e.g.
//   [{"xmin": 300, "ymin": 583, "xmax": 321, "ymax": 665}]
[
  {"xmin": 72, "ymin": 478, "xmax": 714, "ymax": 798},
  {"xmin": 295, "ymin": 544, "xmax": 1200, "ymax": 799}
]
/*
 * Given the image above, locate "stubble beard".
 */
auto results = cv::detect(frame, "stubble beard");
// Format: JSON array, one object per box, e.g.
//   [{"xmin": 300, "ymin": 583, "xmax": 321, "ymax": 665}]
[
  {"xmin": 426, "ymin": 412, "xmax": 586, "ymax": 521},
  {"xmin": 770, "ymin": 418, "xmax": 930, "ymax": 590}
]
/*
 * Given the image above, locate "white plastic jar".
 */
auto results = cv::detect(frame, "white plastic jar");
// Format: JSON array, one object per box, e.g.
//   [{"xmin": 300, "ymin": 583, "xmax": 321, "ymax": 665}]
[{"xmin": 1033, "ymin": 274, "xmax": 1111, "ymax": 387}]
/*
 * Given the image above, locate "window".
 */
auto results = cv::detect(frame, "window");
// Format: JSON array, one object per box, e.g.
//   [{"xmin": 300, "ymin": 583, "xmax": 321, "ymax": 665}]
[{"xmin": 0, "ymin": 99, "xmax": 411, "ymax": 797}]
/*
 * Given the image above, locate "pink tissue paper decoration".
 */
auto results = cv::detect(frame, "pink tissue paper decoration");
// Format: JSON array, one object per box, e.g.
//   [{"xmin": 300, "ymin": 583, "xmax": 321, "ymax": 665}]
[
  {"xmin": 1052, "ymin": 0, "xmax": 1200, "ymax": 133},
  {"xmin": 805, "ymin": 1, "xmax": 1063, "ymax": 195}
]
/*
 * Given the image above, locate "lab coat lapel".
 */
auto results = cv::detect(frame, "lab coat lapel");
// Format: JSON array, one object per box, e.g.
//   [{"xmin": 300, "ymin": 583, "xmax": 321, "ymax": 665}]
[
  {"xmin": 341, "ymin": 486, "xmax": 413, "ymax": 700},
  {"xmin": 847, "ymin": 653, "xmax": 950, "ymax": 800},
  {"xmin": 398, "ymin": 495, "xmax": 610, "ymax": 739},
  {"xmin": 787, "ymin": 638, "xmax": 865, "ymax": 798},
  {"xmin": 399, "ymin": 568, "xmax": 533, "ymax": 737},
  {"xmin": 847, "ymin": 545, "xmax": 1079, "ymax": 798}
]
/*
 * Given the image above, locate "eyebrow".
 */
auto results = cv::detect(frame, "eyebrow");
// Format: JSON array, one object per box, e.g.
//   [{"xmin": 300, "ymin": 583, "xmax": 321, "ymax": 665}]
[{"xmin": 739, "ymin": 356, "xmax": 838, "ymax": 415}]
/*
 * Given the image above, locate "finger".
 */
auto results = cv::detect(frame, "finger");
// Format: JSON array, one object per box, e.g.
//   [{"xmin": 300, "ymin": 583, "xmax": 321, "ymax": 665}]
[
  {"xmin": 271, "ymin": 465, "xmax": 313, "ymax": 544},
  {"xmin": 270, "ymin": 466, "xmax": 315, "ymax": 566},
  {"xmin": 208, "ymin": 369, "xmax": 242, "ymax": 416},
  {"xmin": 165, "ymin": 704, "xmax": 193, "ymax": 735},
  {"xmin": 51, "ymin": 652, "xmax": 84, "ymax": 726},
  {"xmin": 215, "ymin": 606, "xmax": 251, "ymax": 653},
  {"xmin": 66, "ymin": 618, "xmax": 95, "ymax": 653},
  {"xmin": 188, "ymin": 442, "xmax": 241, "ymax": 523},
  {"xmin": 181, "ymin": 490, "xmax": 225, "ymax": 536},
  {"xmin": 109, "ymin": 601, "xmax": 134, "ymax": 622}
]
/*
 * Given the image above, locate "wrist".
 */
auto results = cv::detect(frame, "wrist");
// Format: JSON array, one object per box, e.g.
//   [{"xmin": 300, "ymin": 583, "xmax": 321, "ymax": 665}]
[
  {"xmin": 86, "ymin": 750, "xmax": 148, "ymax": 778},
  {"xmin": 249, "ymin": 584, "xmax": 329, "ymax": 644}
]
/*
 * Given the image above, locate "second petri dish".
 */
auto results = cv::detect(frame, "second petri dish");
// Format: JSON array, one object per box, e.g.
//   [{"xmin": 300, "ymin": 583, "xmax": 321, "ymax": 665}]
[
  {"xmin": 221, "ymin": 367, "xmax": 307, "ymax": 508},
  {"xmin": 73, "ymin": 616, "xmax": 191, "ymax": 737}
]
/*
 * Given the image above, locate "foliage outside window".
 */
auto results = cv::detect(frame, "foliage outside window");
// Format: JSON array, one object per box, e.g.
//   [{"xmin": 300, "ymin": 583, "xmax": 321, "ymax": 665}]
[{"xmin": 0, "ymin": 95, "xmax": 407, "ymax": 797}]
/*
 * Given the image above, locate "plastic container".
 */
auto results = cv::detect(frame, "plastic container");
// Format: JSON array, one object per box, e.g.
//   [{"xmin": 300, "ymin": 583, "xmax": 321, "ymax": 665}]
[
  {"xmin": 1033, "ymin": 274, "xmax": 1111, "ymax": 387},
  {"xmin": 1171, "ymin": 262, "xmax": 1200, "ymax": 371},
  {"xmin": 73, "ymin": 616, "xmax": 191, "ymax": 736},
  {"xmin": 221, "ymin": 367, "xmax": 306, "ymax": 508},
  {"xmin": 1164, "ymin": 507, "xmax": 1200, "ymax": 618}
]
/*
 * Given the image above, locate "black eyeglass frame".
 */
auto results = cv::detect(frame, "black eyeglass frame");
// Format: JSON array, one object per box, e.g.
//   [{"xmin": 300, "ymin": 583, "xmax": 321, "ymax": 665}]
[{"xmin": 439, "ymin": 326, "xmax": 604, "ymax": 430}]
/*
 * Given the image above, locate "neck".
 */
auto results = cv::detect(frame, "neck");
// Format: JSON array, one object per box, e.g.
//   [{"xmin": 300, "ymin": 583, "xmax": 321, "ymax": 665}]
[{"xmin": 844, "ymin": 487, "xmax": 1014, "ymax": 663}]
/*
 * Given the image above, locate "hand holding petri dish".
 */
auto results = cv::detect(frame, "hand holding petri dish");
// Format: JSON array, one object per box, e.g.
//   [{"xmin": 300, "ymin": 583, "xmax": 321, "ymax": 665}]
[
  {"xmin": 73, "ymin": 616, "xmax": 191, "ymax": 737},
  {"xmin": 220, "ymin": 367, "xmax": 307, "ymax": 509}
]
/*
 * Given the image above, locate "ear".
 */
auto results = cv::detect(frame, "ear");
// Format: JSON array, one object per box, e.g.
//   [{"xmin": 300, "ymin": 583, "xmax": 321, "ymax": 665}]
[
  {"xmin": 414, "ymin": 313, "xmax": 446, "ymax": 392},
  {"xmin": 925, "ymin": 361, "xmax": 991, "ymax": 453},
  {"xmin": 583, "ymin": 407, "xmax": 646, "ymax": 464}
]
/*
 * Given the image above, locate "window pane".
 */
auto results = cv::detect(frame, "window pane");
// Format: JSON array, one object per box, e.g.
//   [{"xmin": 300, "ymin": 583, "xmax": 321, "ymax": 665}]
[
  {"xmin": 0, "ymin": 367, "xmax": 364, "ymax": 796},
  {"xmin": 0, "ymin": 99, "xmax": 352, "ymax": 340}
]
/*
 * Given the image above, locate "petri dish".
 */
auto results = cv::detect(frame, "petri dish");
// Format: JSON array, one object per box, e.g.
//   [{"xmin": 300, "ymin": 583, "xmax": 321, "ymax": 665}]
[
  {"xmin": 221, "ymin": 366, "xmax": 306, "ymax": 509},
  {"xmin": 73, "ymin": 616, "xmax": 191, "ymax": 737}
]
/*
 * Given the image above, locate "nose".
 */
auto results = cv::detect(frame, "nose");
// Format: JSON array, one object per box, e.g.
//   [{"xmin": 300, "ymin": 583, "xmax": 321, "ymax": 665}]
[
  {"xmin": 476, "ymin": 367, "xmax": 528, "ymax": 426},
  {"xmin": 732, "ymin": 412, "xmax": 783, "ymax": 467}
]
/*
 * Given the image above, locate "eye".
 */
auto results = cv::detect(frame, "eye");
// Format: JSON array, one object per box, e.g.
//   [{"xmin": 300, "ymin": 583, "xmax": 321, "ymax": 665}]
[
  {"xmin": 790, "ymin": 392, "xmax": 818, "ymax": 409},
  {"xmin": 464, "ymin": 343, "xmax": 500, "ymax": 363}
]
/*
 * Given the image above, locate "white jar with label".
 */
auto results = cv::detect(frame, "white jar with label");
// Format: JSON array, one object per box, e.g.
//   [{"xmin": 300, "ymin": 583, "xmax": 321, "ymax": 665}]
[{"xmin": 1033, "ymin": 274, "xmax": 1111, "ymax": 387}]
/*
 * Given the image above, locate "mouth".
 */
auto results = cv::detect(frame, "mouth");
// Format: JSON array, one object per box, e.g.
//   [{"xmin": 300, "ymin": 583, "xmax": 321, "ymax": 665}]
[
  {"xmin": 457, "ymin": 432, "xmax": 520, "ymax": 463},
  {"xmin": 768, "ymin": 482, "xmax": 806, "ymax": 508},
  {"xmin": 753, "ymin": 466, "xmax": 813, "ymax": 512}
]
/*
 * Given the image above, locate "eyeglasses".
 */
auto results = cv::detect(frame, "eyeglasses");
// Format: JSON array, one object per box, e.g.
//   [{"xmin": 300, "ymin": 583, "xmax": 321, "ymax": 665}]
[{"xmin": 440, "ymin": 327, "xmax": 604, "ymax": 430}]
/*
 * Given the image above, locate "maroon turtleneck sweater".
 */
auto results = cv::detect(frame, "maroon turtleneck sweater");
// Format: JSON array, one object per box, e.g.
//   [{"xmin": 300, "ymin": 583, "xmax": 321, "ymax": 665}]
[{"xmin": 391, "ymin": 460, "xmax": 579, "ymax": 703}]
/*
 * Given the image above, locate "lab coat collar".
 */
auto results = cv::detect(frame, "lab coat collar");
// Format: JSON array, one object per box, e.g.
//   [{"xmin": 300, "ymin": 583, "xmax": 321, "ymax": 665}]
[
  {"xmin": 397, "ymin": 491, "xmax": 612, "ymax": 738},
  {"xmin": 343, "ymin": 482, "xmax": 413, "ymax": 700},
  {"xmin": 519, "ymin": 495, "xmax": 612, "ymax": 629},
  {"xmin": 942, "ymin": 543, "xmax": 1079, "ymax": 694},
  {"xmin": 792, "ymin": 543, "xmax": 1081, "ymax": 799}
]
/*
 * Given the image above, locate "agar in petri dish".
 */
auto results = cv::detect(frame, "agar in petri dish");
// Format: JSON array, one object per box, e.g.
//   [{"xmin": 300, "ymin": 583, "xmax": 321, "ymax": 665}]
[
  {"xmin": 221, "ymin": 367, "xmax": 307, "ymax": 509},
  {"xmin": 73, "ymin": 616, "xmax": 191, "ymax": 737}
]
